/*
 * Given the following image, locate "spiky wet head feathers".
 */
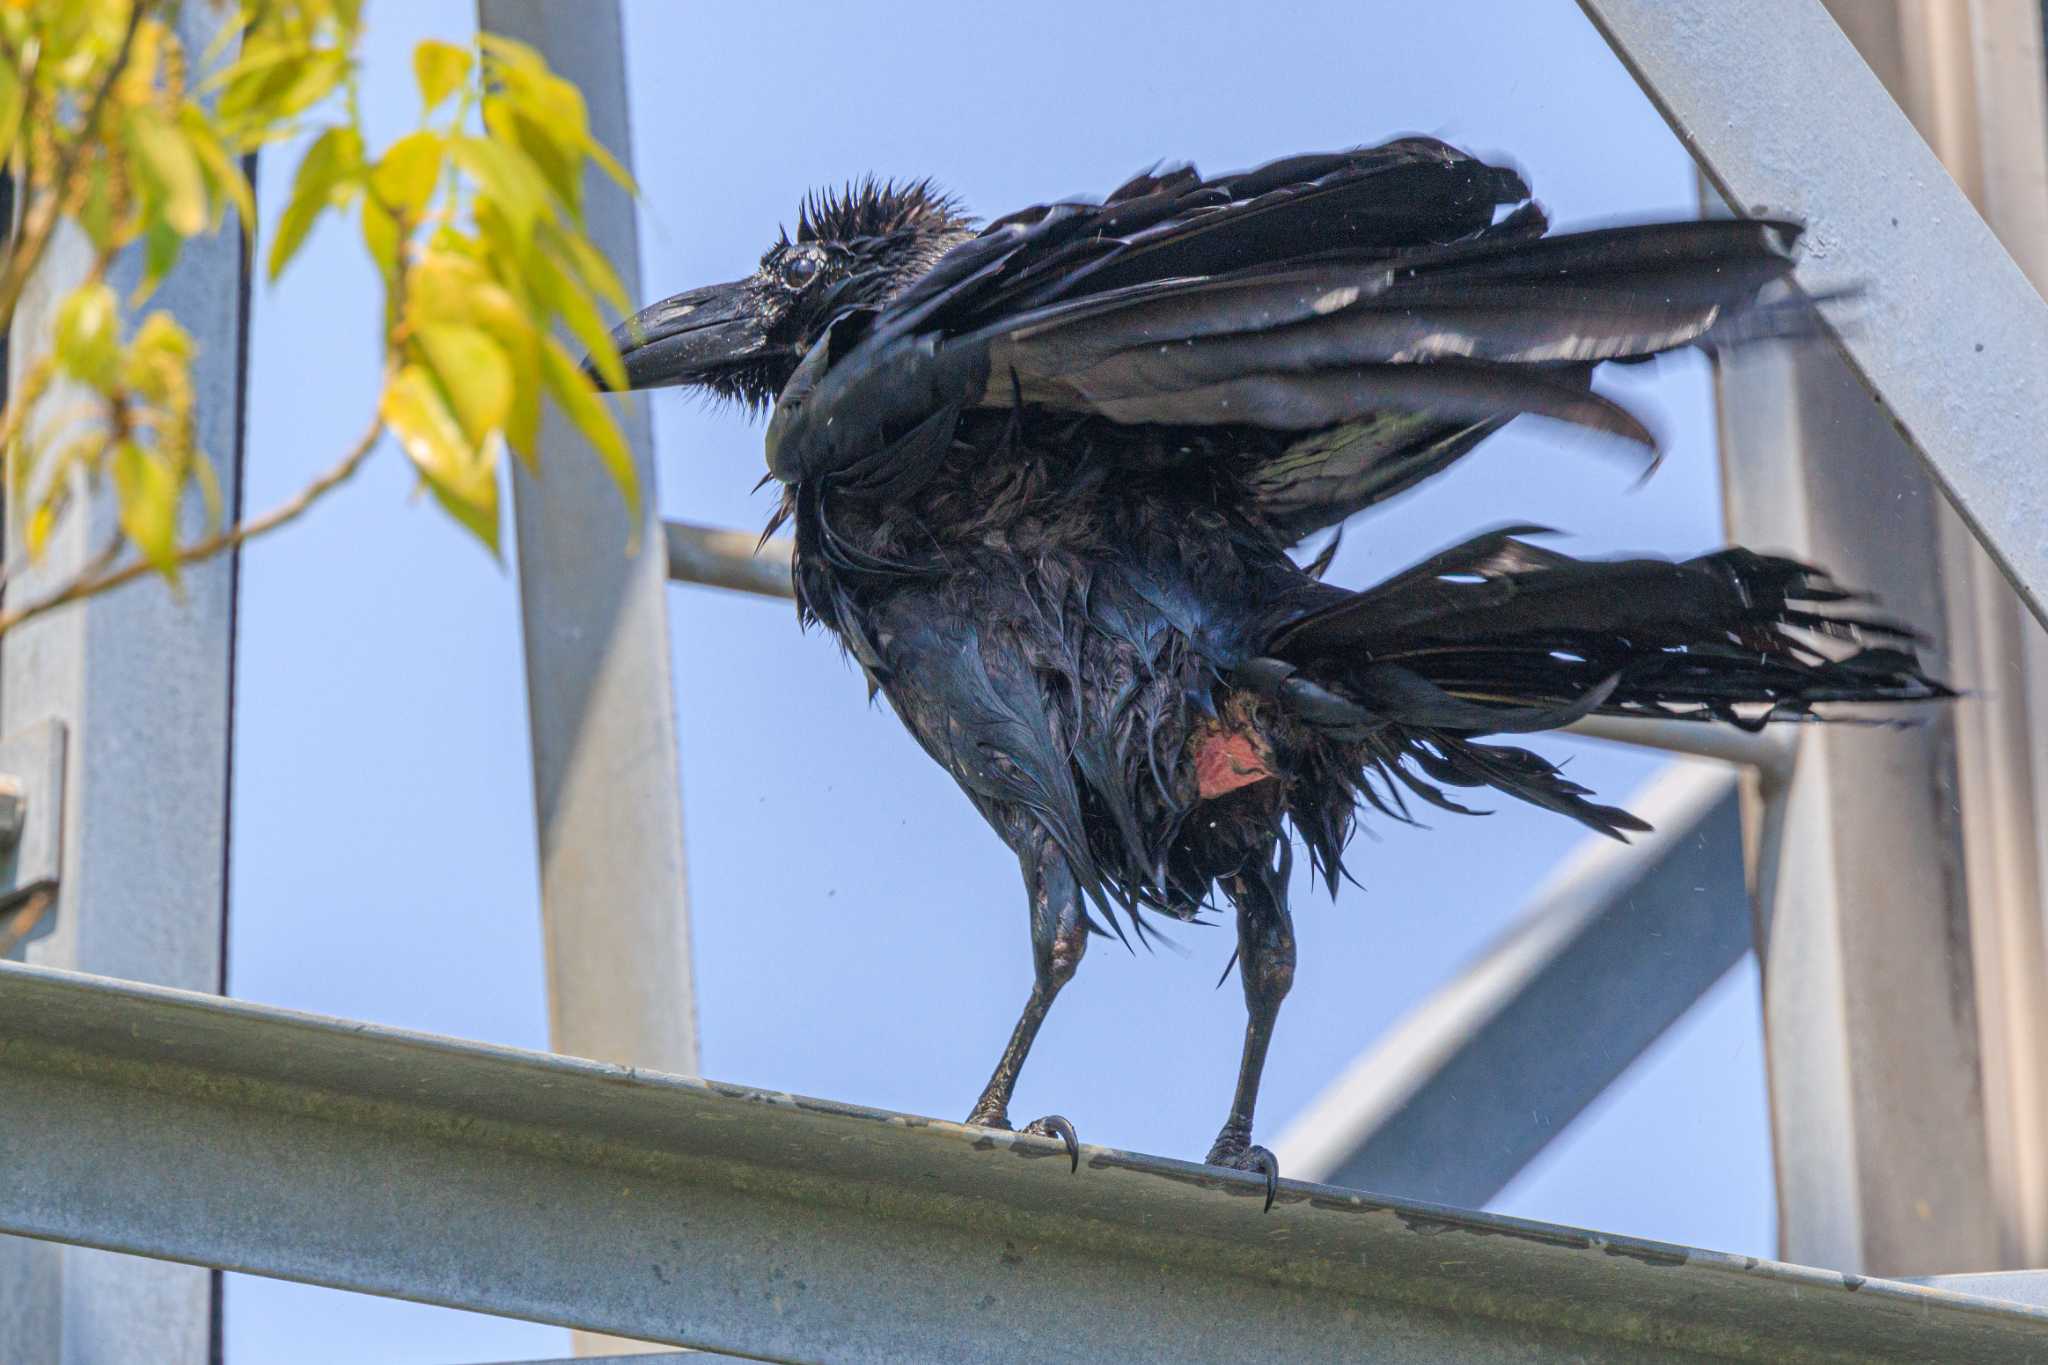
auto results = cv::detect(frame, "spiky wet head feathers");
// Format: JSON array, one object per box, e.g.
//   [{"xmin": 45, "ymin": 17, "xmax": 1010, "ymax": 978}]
[{"xmin": 785, "ymin": 177, "xmax": 971, "ymax": 247}]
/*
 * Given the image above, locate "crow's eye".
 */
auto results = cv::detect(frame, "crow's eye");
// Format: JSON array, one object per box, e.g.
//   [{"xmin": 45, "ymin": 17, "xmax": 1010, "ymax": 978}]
[{"xmin": 780, "ymin": 251, "xmax": 822, "ymax": 289}]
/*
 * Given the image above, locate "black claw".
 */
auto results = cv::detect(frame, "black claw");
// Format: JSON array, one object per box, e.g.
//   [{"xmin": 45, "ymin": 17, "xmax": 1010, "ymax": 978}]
[
  {"xmin": 1246, "ymin": 1145, "xmax": 1280, "ymax": 1212},
  {"xmin": 1024, "ymin": 1113, "xmax": 1081, "ymax": 1172}
]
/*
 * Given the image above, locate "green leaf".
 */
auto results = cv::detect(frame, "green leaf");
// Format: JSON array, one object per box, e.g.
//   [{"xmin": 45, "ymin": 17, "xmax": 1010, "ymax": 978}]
[
  {"xmin": 371, "ymin": 130, "xmax": 445, "ymax": 219},
  {"xmin": 415, "ymin": 323, "xmax": 513, "ymax": 448},
  {"xmin": 137, "ymin": 218, "xmax": 183, "ymax": 301},
  {"xmin": 539, "ymin": 334, "xmax": 639, "ymax": 535},
  {"xmin": 54, "ymin": 282, "xmax": 120, "ymax": 390},
  {"xmin": 381, "ymin": 364, "xmax": 500, "ymax": 553},
  {"xmin": 268, "ymin": 125, "xmax": 363, "ymax": 281},
  {"xmin": 129, "ymin": 113, "xmax": 209, "ymax": 237},
  {"xmin": 413, "ymin": 39, "xmax": 471, "ymax": 111}
]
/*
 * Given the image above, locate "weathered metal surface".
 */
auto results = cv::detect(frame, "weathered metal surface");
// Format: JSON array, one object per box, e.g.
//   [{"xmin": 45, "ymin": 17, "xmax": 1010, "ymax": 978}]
[
  {"xmin": 0, "ymin": 961, "xmax": 2039, "ymax": 1363},
  {"xmin": 1274, "ymin": 763, "xmax": 1750, "ymax": 1208}
]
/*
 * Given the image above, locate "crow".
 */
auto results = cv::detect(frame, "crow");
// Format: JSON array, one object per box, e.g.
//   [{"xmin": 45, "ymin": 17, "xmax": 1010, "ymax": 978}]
[{"xmin": 598, "ymin": 138, "xmax": 1944, "ymax": 1208}]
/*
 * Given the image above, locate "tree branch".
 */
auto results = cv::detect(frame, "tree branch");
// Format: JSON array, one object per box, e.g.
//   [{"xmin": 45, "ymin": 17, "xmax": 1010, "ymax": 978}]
[{"xmin": 0, "ymin": 388, "xmax": 389, "ymax": 638}]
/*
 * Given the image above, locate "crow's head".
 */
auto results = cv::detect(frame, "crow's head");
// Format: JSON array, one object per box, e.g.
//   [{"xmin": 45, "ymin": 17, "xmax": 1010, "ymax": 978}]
[{"xmin": 600, "ymin": 179, "xmax": 973, "ymax": 410}]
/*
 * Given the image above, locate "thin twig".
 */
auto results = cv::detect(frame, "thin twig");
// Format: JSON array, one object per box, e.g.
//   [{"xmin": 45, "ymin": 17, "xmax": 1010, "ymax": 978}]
[{"xmin": 0, "ymin": 393, "xmax": 388, "ymax": 638}]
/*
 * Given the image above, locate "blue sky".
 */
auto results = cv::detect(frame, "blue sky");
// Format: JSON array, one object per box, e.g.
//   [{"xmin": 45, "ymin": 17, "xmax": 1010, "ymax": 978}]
[{"xmin": 223, "ymin": 2, "xmax": 1772, "ymax": 1358}]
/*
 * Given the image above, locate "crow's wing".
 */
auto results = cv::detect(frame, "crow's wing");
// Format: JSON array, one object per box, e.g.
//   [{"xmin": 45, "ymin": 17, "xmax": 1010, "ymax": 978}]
[{"xmin": 765, "ymin": 138, "xmax": 1803, "ymax": 541}]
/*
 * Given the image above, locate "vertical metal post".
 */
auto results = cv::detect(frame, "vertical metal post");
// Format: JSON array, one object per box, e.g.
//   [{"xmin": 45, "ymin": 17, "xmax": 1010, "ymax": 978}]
[
  {"xmin": 1703, "ymin": 0, "xmax": 2048, "ymax": 1277},
  {"xmin": 1857, "ymin": 0, "xmax": 2048, "ymax": 1270},
  {"xmin": 1716, "ymin": 339, "xmax": 2002, "ymax": 1276},
  {"xmin": 0, "ymin": 7, "xmax": 248, "ymax": 1360},
  {"xmin": 475, "ymin": 1, "xmax": 694, "ymax": 1353}
]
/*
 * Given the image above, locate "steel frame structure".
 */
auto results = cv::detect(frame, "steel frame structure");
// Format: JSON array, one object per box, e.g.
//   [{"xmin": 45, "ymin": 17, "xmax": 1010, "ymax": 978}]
[{"xmin": 3, "ymin": 0, "xmax": 2047, "ymax": 1360}]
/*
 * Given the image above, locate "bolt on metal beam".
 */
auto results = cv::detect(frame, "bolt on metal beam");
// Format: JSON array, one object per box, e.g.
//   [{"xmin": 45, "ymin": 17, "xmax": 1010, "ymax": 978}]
[{"xmin": 0, "ymin": 960, "xmax": 2043, "ymax": 1363}]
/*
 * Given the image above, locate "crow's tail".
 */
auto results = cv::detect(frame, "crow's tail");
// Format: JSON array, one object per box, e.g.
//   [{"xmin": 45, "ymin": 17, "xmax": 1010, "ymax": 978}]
[{"xmin": 1242, "ymin": 527, "xmax": 1948, "ymax": 858}]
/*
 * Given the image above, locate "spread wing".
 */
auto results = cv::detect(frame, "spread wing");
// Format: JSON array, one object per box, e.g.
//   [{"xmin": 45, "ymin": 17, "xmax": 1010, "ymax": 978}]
[{"xmin": 765, "ymin": 137, "xmax": 1804, "ymax": 541}]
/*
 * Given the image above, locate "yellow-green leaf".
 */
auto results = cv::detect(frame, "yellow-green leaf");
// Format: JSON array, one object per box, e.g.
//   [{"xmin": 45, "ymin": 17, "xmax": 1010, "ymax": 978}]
[
  {"xmin": 0, "ymin": 52, "xmax": 24, "ymax": 168},
  {"xmin": 191, "ymin": 451, "xmax": 224, "ymax": 533},
  {"xmin": 371, "ymin": 130, "xmax": 444, "ymax": 219},
  {"xmin": 530, "ymin": 246, "xmax": 623, "ymax": 392},
  {"xmin": 548, "ymin": 220, "xmax": 627, "ymax": 312},
  {"xmin": 129, "ymin": 113, "xmax": 209, "ymax": 237},
  {"xmin": 484, "ymin": 98, "xmax": 578, "ymax": 218},
  {"xmin": 414, "ymin": 323, "xmax": 512, "ymax": 448},
  {"xmin": 269, "ymin": 124, "xmax": 363, "ymax": 280},
  {"xmin": 111, "ymin": 441, "xmax": 182, "ymax": 584},
  {"xmin": 25, "ymin": 501, "xmax": 57, "ymax": 565},
  {"xmin": 181, "ymin": 107, "xmax": 256, "ymax": 237},
  {"xmin": 360, "ymin": 195, "xmax": 402, "ymax": 286},
  {"xmin": 54, "ymin": 282, "xmax": 121, "ymax": 390},
  {"xmin": 450, "ymin": 133, "xmax": 553, "ymax": 235},
  {"xmin": 381, "ymin": 364, "xmax": 500, "ymax": 553},
  {"xmin": 413, "ymin": 39, "xmax": 471, "ymax": 111},
  {"xmin": 272, "ymin": 49, "xmax": 351, "ymax": 124},
  {"xmin": 539, "ymin": 334, "xmax": 639, "ymax": 534},
  {"xmin": 476, "ymin": 32, "xmax": 547, "ymax": 77}
]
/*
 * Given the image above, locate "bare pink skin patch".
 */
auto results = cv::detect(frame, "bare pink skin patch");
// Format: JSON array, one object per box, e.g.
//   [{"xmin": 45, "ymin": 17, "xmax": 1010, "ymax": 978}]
[{"xmin": 1194, "ymin": 730, "xmax": 1277, "ymax": 800}]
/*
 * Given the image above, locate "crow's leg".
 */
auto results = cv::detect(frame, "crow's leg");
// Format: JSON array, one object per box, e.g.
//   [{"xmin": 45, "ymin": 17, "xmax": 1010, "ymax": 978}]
[
  {"xmin": 1205, "ymin": 870, "xmax": 1294, "ymax": 1210},
  {"xmin": 965, "ymin": 842, "xmax": 1087, "ymax": 1171}
]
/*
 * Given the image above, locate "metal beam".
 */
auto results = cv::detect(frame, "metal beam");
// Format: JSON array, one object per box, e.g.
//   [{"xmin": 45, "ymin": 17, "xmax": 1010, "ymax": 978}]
[
  {"xmin": 0, "ymin": 961, "xmax": 2043, "ymax": 1364},
  {"xmin": 1272, "ymin": 763, "xmax": 1749, "ymax": 1207},
  {"xmin": 1576, "ymin": 0, "xmax": 2048, "ymax": 632},
  {"xmin": 664, "ymin": 520, "xmax": 793, "ymax": 600},
  {"xmin": 0, "ymin": 7, "xmax": 250, "ymax": 1360},
  {"xmin": 479, "ymin": 1, "xmax": 698, "ymax": 1095}
]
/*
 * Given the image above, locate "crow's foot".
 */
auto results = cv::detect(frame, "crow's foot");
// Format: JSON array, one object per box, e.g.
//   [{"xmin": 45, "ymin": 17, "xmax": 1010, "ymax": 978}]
[
  {"xmin": 1205, "ymin": 1135, "xmax": 1280, "ymax": 1212},
  {"xmin": 966, "ymin": 1108, "xmax": 1081, "ymax": 1173}
]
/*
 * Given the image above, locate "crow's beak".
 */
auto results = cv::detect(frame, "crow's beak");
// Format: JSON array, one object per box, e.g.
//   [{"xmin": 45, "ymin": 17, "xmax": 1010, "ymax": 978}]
[{"xmin": 589, "ymin": 279, "xmax": 770, "ymax": 391}]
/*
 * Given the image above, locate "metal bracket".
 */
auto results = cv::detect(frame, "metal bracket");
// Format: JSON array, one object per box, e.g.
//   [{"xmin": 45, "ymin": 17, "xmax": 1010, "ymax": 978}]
[{"xmin": 0, "ymin": 719, "xmax": 66, "ymax": 955}]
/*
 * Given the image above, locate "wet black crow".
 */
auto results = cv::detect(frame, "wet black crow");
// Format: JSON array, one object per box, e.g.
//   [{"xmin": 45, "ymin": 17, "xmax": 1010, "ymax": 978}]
[{"xmin": 601, "ymin": 138, "xmax": 1943, "ymax": 1207}]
